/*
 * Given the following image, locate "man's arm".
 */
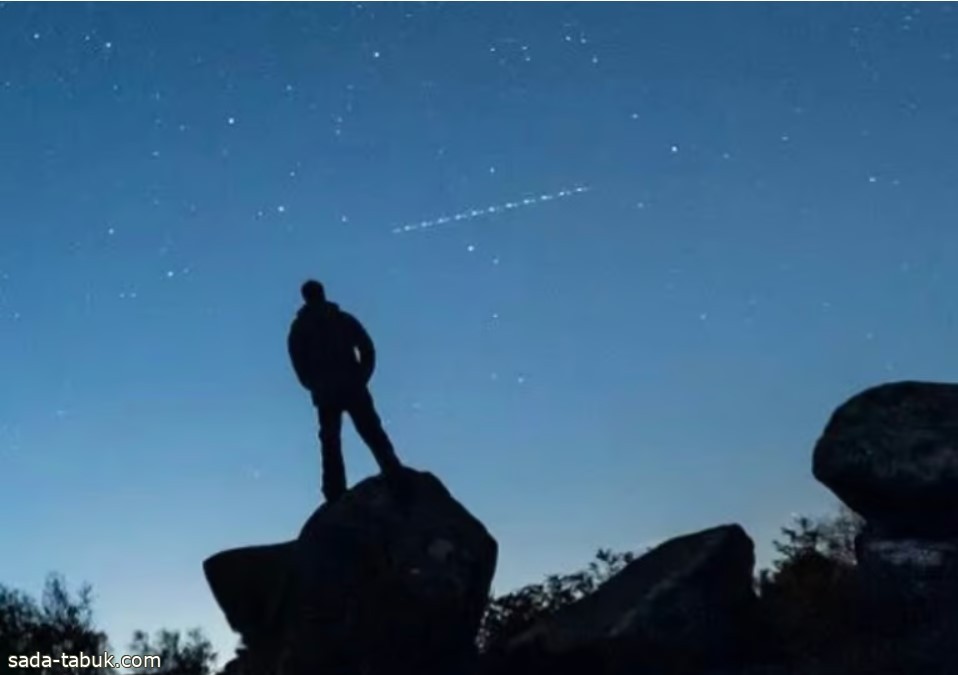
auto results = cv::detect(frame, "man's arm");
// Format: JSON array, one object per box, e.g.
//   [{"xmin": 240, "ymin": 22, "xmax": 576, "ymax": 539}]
[
  {"xmin": 347, "ymin": 314, "xmax": 376, "ymax": 382},
  {"xmin": 287, "ymin": 322, "xmax": 314, "ymax": 390}
]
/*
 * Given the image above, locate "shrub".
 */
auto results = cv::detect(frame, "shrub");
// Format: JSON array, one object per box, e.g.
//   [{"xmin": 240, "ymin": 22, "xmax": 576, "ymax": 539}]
[
  {"xmin": 1, "ymin": 575, "xmax": 110, "ymax": 675},
  {"xmin": 757, "ymin": 508, "xmax": 864, "ymax": 660}
]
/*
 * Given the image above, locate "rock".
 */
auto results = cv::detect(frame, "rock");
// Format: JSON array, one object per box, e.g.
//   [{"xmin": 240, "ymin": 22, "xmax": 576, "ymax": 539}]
[
  {"xmin": 812, "ymin": 381, "xmax": 958, "ymax": 666},
  {"xmin": 855, "ymin": 525, "xmax": 958, "ymax": 624},
  {"xmin": 204, "ymin": 468, "xmax": 498, "ymax": 675},
  {"xmin": 812, "ymin": 381, "xmax": 958, "ymax": 537},
  {"xmin": 203, "ymin": 543, "xmax": 295, "ymax": 653},
  {"xmin": 502, "ymin": 524, "xmax": 759, "ymax": 674}
]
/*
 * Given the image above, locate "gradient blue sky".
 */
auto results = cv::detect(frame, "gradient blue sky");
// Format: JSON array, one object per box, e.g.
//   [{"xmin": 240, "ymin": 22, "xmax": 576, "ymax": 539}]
[{"xmin": 3, "ymin": 1, "xmax": 958, "ymax": 663}]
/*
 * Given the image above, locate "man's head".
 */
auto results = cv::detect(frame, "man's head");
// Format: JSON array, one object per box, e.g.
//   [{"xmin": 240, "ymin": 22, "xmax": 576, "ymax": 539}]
[{"xmin": 301, "ymin": 279, "xmax": 326, "ymax": 305}]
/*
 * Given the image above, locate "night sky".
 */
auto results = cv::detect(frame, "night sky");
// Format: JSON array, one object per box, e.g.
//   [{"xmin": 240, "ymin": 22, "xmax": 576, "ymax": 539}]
[{"xmin": 3, "ymin": 1, "xmax": 958, "ymax": 662}]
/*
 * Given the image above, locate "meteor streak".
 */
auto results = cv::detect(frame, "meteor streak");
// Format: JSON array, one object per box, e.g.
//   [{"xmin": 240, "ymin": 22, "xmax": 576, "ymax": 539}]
[{"xmin": 392, "ymin": 185, "xmax": 590, "ymax": 235}]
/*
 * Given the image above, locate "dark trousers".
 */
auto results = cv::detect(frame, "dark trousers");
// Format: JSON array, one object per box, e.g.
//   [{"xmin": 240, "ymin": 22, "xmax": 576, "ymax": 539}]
[{"xmin": 315, "ymin": 386, "xmax": 401, "ymax": 502}]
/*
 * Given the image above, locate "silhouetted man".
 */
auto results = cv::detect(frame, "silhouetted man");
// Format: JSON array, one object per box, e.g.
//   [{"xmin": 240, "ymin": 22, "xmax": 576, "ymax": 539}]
[{"xmin": 288, "ymin": 280, "xmax": 403, "ymax": 503}]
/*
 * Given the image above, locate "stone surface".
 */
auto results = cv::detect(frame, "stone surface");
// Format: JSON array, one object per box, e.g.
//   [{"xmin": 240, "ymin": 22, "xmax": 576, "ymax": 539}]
[
  {"xmin": 204, "ymin": 543, "xmax": 295, "ymax": 653},
  {"xmin": 502, "ymin": 524, "xmax": 759, "ymax": 673},
  {"xmin": 204, "ymin": 468, "xmax": 498, "ymax": 675},
  {"xmin": 812, "ymin": 381, "xmax": 958, "ymax": 536},
  {"xmin": 855, "ymin": 526, "xmax": 958, "ymax": 622}
]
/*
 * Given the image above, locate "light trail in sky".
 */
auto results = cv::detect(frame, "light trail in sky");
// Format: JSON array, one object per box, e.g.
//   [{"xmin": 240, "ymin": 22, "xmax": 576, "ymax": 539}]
[{"xmin": 391, "ymin": 185, "xmax": 590, "ymax": 235}]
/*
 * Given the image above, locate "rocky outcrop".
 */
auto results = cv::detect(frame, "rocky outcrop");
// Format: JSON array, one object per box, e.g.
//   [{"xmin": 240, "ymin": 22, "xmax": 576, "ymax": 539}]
[
  {"xmin": 812, "ymin": 381, "xmax": 958, "ymax": 538},
  {"xmin": 204, "ymin": 542, "xmax": 295, "ymax": 656},
  {"xmin": 854, "ymin": 522, "xmax": 958, "ymax": 619},
  {"xmin": 492, "ymin": 525, "xmax": 760, "ymax": 675},
  {"xmin": 195, "ymin": 380, "xmax": 958, "ymax": 675},
  {"xmin": 204, "ymin": 468, "xmax": 498, "ymax": 675},
  {"xmin": 812, "ymin": 381, "xmax": 958, "ymax": 629}
]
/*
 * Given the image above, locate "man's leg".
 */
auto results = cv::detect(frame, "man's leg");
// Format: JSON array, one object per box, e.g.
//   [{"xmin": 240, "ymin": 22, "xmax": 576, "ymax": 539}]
[
  {"xmin": 317, "ymin": 404, "xmax": 347, "ymax": 503},
  {"xmin": 346, "ymin": 388, "xmax": 403, "ymax": 476}
]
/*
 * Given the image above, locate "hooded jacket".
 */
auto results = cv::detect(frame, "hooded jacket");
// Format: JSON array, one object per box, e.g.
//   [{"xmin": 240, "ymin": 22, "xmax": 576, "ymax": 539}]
[{"xmin": 287, "ymin": 301, "xmax": 376, "ymax": 401}]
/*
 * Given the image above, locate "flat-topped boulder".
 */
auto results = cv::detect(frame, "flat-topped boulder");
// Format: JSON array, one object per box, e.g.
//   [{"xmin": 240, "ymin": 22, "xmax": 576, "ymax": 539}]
[
  {"xmin": 812, "ymin": 381, "xmax": 958, "ymax": 537},
  {"xmin": 204, "ymin": 468, "xmax": 498, "ymax": 675}
]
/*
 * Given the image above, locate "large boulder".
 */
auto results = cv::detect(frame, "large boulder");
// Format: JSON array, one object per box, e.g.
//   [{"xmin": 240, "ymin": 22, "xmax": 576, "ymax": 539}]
[
  {"xmin": 204, "ymin": 468, "xmax": 498, "ymax": 675},
  {"xmin": 498, "ymin": 524, "xmax": 759, "ymax": 674},
  {"xmin": 812, "ymin": 381, "xmax": 958, "ymax": 537},
  {"xmin": 812, "ymin": 381, "xmax": 958, "ymax": 660}
]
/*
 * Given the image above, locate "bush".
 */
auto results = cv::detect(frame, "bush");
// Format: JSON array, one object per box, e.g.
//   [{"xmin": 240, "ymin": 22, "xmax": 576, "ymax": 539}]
[
  {"xmin": 1, "ymin": 574, "xmax": 215, "ymax": 675},
  {"xmin": 757, "ymin": 508, "xmax": 864, "ymax": 661},
  {"xmin": 1, "ymin": 575, "xmax": 111, "ymax": 675},
  {"xmin": 129, "ymin": 628, "xmax": 216, "ymax": 675}
]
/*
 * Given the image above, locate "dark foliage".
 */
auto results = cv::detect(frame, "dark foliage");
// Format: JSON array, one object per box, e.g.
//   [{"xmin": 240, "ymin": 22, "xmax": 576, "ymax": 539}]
[
  {"xmin": 129, "ymin": 628, "xmax": 216, "ymax": 675},
  {"xmin": 1, "ymin": 575, "xmax": 110, "ymax": 675},
  {"xmin": 1, "ymin": 574, "xmax": 215, "ymax": 675},
  {"xmin": 756, "ymin": 508, "xmax": 864, "ymax": 661}
]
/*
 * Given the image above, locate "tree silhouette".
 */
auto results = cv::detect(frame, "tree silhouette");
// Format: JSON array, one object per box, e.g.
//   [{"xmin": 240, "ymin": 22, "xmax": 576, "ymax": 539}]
[
  {"xmin": 757, "ymin": 507, "xmax": 864, "ymax": 660},
  {"xmin": 129, "ymin": 628, "xmax": 216, "ymax": 675},
  {"xmin": 1, "ymin": 574, "xmax": 215, "ymax": 675},
  {"xmin": 1, "ymin": 575, "xmax": 111, "ymax": 675}
]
